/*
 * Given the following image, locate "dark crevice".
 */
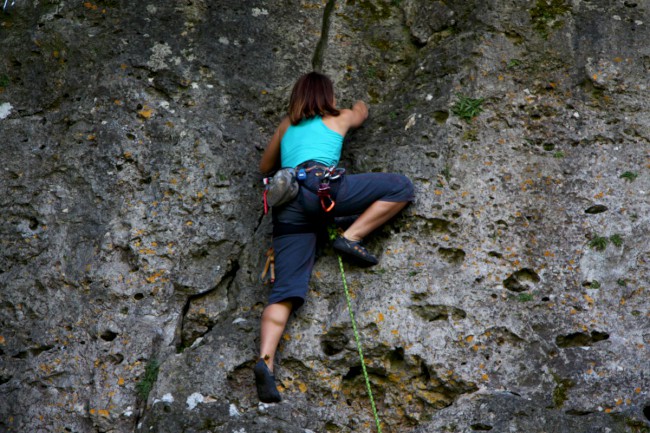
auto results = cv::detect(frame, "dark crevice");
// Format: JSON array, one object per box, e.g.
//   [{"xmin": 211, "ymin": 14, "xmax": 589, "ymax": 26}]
[
  {"xmin": 175, "ymin": 259, "xmax": 241, "ymax": 352},
  {"xmin": 566, "ymin": 409, "xmax": 594, "ymax": 416},
  {"xmin": 254, "ymin": 207, "xmax": 268, "ymax": 236},
  {"xmin": 12, "ymin": 344, "xmax": 55, "ymax": 359},
  {"xmin": 410, "ymin": 304, "xmax": 467, "ymax": 322},
  {"xmin": 320, "ymin": 326, "xmax": 349, "ymax": 356},
  {"xmin": 342, "ymin": 365, "xmax": 362, "ymax": 381},
  {"xmin": 470, "ymin": 424, "xmax": 493, "ymax": 431},
  {"xmin": 312, "ymin": 0, "xmax": 336, "ymax": 72},
  {"xmin": 0, "ymin": 374, "xmax": 12, "ymax": 385},
  {"xmin": 100, "ymin": 330, "xmax": 118, "ymax": 342},
  {"xmin": 556, "ymin": 330, "xmax": 609, "ymax": 348},
  {"xmin": 503, "ymin": 268, "xmax": 540, "ymax": 292}
]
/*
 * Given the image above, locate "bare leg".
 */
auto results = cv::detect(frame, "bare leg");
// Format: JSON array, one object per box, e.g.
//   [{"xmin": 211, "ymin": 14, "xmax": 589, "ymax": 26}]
[
  {"xmin": 343, "ymin": 200, "xmax": 408, "ymax": 241},
  {"xmin": 259, "ymin": 300, "xmax": 292, "ymax": 372}
]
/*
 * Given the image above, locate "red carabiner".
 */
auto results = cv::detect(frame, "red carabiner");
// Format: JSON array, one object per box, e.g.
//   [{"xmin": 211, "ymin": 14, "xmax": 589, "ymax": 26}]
[
  {"xmin": 318, "ymin": 182, "xmax": 335, "ymax": 212},
  {"xmin": 321, "ymin": 197, "xmax": 335, "ymax": 212}
]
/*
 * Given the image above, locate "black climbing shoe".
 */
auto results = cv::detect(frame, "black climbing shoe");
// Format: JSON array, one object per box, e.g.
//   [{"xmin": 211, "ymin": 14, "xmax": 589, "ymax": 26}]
[
  {"xmin": 253, "ymin": 358, "xmax": 282, "ymax": 403},
  {"xmin": 332, "ymin": 236, "xmax": 378, "ymax": 266}
]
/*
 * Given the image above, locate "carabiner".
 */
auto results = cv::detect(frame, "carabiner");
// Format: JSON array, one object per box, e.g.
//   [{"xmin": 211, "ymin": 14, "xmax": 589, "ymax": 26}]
[{"xmin": 321, "ymin": 197, "xmax": 335, "ymax": 212}]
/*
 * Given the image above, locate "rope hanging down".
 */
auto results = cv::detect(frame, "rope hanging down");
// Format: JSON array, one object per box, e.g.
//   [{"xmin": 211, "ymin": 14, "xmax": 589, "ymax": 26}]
[{"xmin": 329, "ymin": 227, "xmax": 382, "ymax": 433}]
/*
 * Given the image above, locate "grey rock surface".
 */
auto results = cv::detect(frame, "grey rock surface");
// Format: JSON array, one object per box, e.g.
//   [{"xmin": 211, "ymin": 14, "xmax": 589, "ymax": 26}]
[{"xmin": 1, "ymin": 1, "xmax": 649, "ymax": 432}]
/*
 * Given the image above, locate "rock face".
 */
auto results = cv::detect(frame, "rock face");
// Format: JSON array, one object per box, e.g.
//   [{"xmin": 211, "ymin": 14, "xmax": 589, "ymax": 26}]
[{"xmin": 1, "ymin": 1, "xmax": 649, "ymax": 432}]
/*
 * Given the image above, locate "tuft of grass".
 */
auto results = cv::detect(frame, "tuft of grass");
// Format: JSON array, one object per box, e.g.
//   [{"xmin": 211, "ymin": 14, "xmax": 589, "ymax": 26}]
[
  {"xmin": 589, "ymin": 280, "xmax": 601, "ymax": 289},
  {"xmin": 589, "ymin": 235, "xmax": 608, "ymax": 251},
  {"xmin": 451, "ymin": 94, "xmax": 484, "ymax": 121},
  {"xmin": 620, "ymin": 171, "xmax": 638, "ymax": 182},
  {"xmin": 136, "ymin": 359, "xmax": 160, "ymax": 401},
  {"xmin": 0, "ymin": 75, "xmax": 9, "ymax": 88},
  {"xmin": 617, "ymin": 279, "xmax": 627, "ymax": 287},
  {"xmin": 553, "ymin": 151, "xmax": 565, "ymax": 158},
  {"xmin": 507, "ymin": 59, "xmax": 522, "ymax": 68},
  {"xmin": 441, "ymin": 164, "xmax": 452, "ymax": 181},
  {"xmin": 609, "ymin": 234, "xmax": 623, "ymax": 247}
]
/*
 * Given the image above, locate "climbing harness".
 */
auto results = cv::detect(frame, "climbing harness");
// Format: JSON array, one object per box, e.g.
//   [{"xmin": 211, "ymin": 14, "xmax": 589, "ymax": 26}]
[
  {"xmin": 328, "ymin": 227, "xmax": 383, "ymax": 433},
  {"xmin": 259, "ymin": 247, "xmax": 275, "ymax": 284}
]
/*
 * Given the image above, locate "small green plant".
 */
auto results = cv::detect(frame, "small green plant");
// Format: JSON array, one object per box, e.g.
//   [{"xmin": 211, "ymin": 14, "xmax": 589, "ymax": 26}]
[
  {"xmin": 366, "ymin": 66, "xmax": 377, "ymax": 79},
  {"xmin": 441, "ymin": 164, "xmax": 452, "ymax": 181},
  {"xmin": 136, "ymin": 359, "xmax": 160, "ymax": 401},
  {"xmin": 589, "ymin": 280, "xmax": 601, "ymax": 289},
  {"xmin": 507, "ymin": 59, "xmax": 522, "ymax": 68},
  {"xmin": 617, "ymin": 279, "xmax": 627, "ymax": 287},
  {"xmin": 610, "ymin": 234, "xmax": 623, "ymax": 247},
  {"xmin": 620, "ymin": 171, "xmax": 638, "ymax": 182},
  {"xmin": 553, "ymin": 151, "xmax": 565, "ymax": 158},
  {"xmin": 589, "ymin": 235, "xmax": 608, "ymax": 251},
  {"xmin": 0, "ymin": 75, "xmax": 9, "ymax": 88},
  {"xmin": 451, "ymin": 94, "xmax": 484, "ymax": 121},
  {"xmin": 518, "ymin": 293, "xmax": 534, "ymax": 302}
]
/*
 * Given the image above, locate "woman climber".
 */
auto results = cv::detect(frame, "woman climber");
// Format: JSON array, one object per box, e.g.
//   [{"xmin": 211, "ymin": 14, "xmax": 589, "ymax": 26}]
[{"xmin": 254, "ymin": 71, "xmax": 414, "ymax": 403}]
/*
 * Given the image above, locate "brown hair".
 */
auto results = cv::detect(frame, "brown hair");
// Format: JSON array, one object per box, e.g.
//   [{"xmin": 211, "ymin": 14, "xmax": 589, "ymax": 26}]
[{"xmin": 288, "ymin": 72, "xmax": 340, "ymax": 125}]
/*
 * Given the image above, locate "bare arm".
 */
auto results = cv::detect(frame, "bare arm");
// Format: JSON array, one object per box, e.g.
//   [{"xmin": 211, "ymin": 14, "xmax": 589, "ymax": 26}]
[
  {"xmin": 344, "ymin": 100, "xmax": 369, "ymax": 129},
  {"xmin": 326, "ymin": 100, "xmax": 368, "ymax": 136},
  {"xmin": 259, "ymin": 117, "xmax": 291, "ymax": 174}
]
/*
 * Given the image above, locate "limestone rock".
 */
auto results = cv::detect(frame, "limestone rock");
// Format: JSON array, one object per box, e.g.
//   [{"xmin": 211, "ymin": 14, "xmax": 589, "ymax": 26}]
[{"xmin": 1, "ymin": 1, "xmax": 649, "ymax": 432}]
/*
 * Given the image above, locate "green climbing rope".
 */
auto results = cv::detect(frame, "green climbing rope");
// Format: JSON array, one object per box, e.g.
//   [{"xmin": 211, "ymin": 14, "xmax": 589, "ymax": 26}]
[{"xmin": 329, "ymin": 227, "xmax": 382, "ymax": 433}]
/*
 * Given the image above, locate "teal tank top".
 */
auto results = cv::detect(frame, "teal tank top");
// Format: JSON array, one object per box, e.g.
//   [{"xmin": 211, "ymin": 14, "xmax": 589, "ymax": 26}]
[{"xmin": 281, "ymin": 116, "xmax": 344, "ymax": 168}]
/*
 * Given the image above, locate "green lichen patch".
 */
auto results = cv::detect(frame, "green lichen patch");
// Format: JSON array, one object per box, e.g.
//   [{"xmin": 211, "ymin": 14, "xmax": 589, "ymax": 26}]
[
  {"xmin": 355, "ymin": 0, "xmax": 393, "ymax": 21},
  {"xmin": 551, "ymin": 374, "xmax": 575, "ymax": 408},
  {"xmin": 517, "ymin": 293, "xmax": 534, "ymax": 302},
  {"xmin": 530, "ymin": 0, "xmax": 571, "ymax": 38}
]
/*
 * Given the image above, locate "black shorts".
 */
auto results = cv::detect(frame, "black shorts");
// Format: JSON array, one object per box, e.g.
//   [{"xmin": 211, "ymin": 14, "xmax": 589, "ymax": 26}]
[{"xmin": 268, "ymin": 166, "xmax": 414, "ymax": 309}]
